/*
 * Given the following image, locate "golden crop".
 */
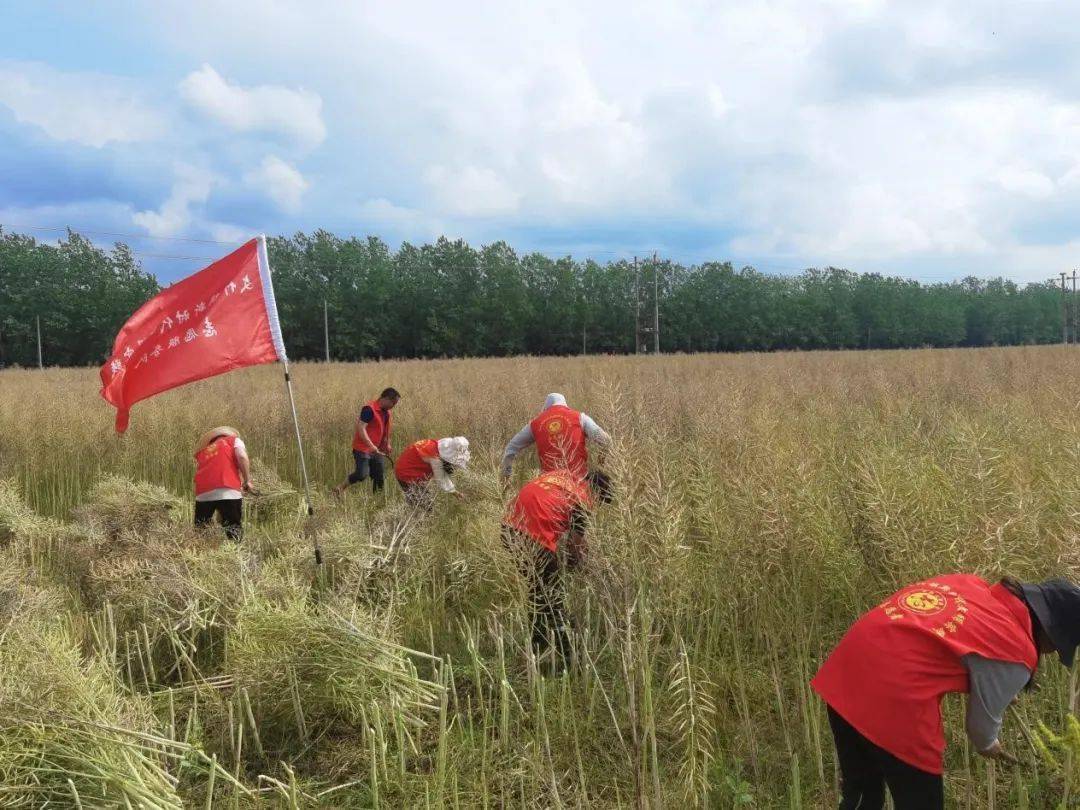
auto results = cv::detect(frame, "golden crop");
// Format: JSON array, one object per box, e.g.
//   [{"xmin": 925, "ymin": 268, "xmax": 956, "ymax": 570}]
[{"xmin": 1, "ymin": 346, "xmax": 1079, "ymax": 807}]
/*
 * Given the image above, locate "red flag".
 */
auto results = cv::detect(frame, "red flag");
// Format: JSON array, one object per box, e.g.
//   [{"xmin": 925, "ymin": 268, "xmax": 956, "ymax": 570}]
[{"xmin": 100, "ymin": 236, "xmax": 287, "ymax": 432}]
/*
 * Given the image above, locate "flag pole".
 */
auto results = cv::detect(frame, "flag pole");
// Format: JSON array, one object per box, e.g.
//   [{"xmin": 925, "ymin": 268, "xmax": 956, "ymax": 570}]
[
  {"xmin": 281, "ymin": 359, "xmax": 320, "ymax": 559},
  {"xmin": 257, "ymin": 235, "xmax": 321, "ymax": 565}
]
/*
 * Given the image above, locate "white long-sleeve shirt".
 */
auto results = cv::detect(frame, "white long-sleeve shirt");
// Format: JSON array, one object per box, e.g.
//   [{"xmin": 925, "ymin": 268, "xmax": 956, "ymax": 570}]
[
  {"xmin": 427, "ymin": 456, "xmax": 456, "ymax": 493},
  {"xmin": 500, "ymin": 409, "xmax": 610, "ymax": 476}
]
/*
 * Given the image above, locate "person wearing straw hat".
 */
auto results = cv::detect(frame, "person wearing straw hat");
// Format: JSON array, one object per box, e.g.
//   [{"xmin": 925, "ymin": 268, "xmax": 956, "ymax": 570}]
[
  {"xmin": 500, "ymin": 393, "xmax": 610, "ymax": 482},
  {"xmin": 193, "ymin": 426, "xmax": 254, "ymax": 541},
  {"xmin": 394, "ymin": 436, "xmax": 471, "ymax": 506},
  {"xmin": 502, "ymin": 468, "xmax": 613, "ymax": 670},
  {"xmin": 811, "ymin": 574, "xmax": 1080, "ymax": 809}
]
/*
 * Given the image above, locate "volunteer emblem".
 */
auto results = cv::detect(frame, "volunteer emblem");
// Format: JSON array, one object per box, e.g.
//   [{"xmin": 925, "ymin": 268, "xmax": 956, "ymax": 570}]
[
  {"xmin": 546, "ymin": 418, "xmax": 564, "ymax": 434},
  {"xmin": 899, "ymin": 590, "xmax": 947, "ymax": 616}
]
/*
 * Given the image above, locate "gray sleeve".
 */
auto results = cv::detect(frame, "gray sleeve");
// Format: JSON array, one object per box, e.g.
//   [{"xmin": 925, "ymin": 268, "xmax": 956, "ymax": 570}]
[
  {"xmin": 579, "ymin": 413, "xmax": 611, "ymax": 446},
  {"xmin": 500, "ymin": 424, "xmax": 535, "ymax": 476},
  {"xmin": 962, "ymin": 654, "xmax": 1031, "ymax": 752}
]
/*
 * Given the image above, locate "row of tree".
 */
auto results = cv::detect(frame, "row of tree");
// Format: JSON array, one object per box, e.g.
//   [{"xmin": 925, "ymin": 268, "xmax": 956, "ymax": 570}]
[{"xmin": 0, "ymin": 227, "xmax": 1069, "ymax": 367}]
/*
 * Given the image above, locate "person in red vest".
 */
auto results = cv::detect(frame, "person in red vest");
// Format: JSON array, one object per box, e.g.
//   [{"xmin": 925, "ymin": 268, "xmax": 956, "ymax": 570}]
[
  {"xmin": 502, "ymin": 468, "xmax": 612, "ymax": 668},
  {"xmin": 812, "ymin": 574, "xmax": 1080, "ymax": 809},
  {"xmin": 333, "ymin": 387, "xmax": 400, "ymax": 497},
  {"xmin": 500, "ymin": 393, "xmax": 610, "ymax": 482},
  {"xmin": 193, "ymin": 426, "xmax": 253, "ymax": 541},
  {"xmin": 394, "ymin": 436, "xmax": 471, "ymax": 506}
]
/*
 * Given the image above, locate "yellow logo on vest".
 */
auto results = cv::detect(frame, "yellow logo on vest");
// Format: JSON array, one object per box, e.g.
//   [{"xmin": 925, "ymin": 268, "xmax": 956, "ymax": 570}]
[
  {"xmin": 546, "ymin": 418, "xmax": 564, "ymax": 434},
  {"xmin": 899, "ymin": 590, "xmax": 947, "ymax": 616}
]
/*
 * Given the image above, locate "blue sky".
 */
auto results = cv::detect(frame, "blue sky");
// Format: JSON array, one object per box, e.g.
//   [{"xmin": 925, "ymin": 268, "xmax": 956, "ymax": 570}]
[{"xmin": 2, "ymin": 1, "xmax": 1080, "ymax": 283}]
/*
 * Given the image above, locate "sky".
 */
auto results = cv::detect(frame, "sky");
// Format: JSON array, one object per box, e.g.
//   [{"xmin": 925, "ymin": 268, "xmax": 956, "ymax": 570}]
[{"xmin": 1, "ymin": 0, "xmax": 1079, "ymax": 283}]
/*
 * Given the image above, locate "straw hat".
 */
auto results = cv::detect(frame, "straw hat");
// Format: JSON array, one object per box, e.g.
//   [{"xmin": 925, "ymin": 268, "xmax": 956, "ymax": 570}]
[
  {"xmin": 194, "ymin": 426, "xmax": 240, "ymax": 456},
  {"xmin": 437, "ymin": 437, "xmax": 470, "ymax": 468}
]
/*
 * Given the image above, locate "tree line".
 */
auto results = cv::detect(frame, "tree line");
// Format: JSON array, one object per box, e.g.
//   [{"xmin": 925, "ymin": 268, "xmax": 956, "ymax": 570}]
[{"xmin": 0, "ymin": 227, "xmax": 1067, "ymax": 367}]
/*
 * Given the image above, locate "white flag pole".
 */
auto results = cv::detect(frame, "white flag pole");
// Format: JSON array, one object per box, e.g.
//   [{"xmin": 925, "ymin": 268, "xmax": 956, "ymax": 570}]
[{"xmin": 256, "ymin": 235, "xmax": 320, "ymax": 563}]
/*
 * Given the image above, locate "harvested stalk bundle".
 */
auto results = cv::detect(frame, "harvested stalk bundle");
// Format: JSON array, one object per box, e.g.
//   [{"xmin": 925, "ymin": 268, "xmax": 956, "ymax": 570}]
[
  {"xmin": 0, "ymin": 478, "xmax": 66, "ymax": 546},
  {"xmin": 73, "ymin": 474, "xmax": 185, "ymax": 540},
  {"xmin": 0, "ymin": 550, "xmax": 67, "ymax": 625},
  {"xmin": 91, "ymin": 540, "xmax": 257, "ymax": 640},
  {"xmin": 0, "ymin": 621, "xmax": 186, "ymax": 807},
  {"xmin": 227, "ymin": 595, "xmax": 441, "ymax": 753},
  {"xmin": 245, "ymin": 457, "xmax": 300, "ymax": 524},
  {"xmin": 0, "ymin": 478, "xmax": 101, "ymax": 598}
]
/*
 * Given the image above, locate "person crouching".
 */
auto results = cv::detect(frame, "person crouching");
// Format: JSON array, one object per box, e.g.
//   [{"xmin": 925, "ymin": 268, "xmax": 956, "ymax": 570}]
[
  {"xmin": 394, "ymin": 437, "xmax": 470, "ymax": 507},
  {"xmin": 193, "ymin": 426, "xmax": 253, "ymax": 541},
  {"xmin": 501, "ymin": 469, "xmax": 612, "ymax": 671},
  {"xmin": 812, "ymin": 574, "xmax": 1080, "ymax": 809}
]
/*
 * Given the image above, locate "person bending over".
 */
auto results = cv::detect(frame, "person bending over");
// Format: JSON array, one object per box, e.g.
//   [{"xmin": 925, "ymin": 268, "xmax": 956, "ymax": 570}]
[
  {"xmin": 395, "ymin": 436, "xmax": 470, "ymax": 507},
  {"xmin": 501, "ymin": 468, "xmax": 612, "ymax": 671},
  {"xmin": 812, "ymin": 574, "xmax": 1080, "ymax": 809},
  {"xmin": 193, "ymin": 426, "xmax": 253, "ymax": 541}
]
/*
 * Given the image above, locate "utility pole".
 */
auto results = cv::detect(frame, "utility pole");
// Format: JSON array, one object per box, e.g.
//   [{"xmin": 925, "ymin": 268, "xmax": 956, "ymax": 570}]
[
  {"xmin": 1062, "ymin": 272, "xmax": 1068, "ymax": 345},
  {"xmin": 1067, "ymin": 273, "xmax": 1075, "ymax": 345},
  {"xmin": 633, "ymin": 256, "xmax": 641, "ymax": 354},
  {"xmin": 323, "ymin": 299, "xmax": 330, "ymax": 362},
  {"xmin": 653, "ymin": 251, "xmax": 660, "ymax": 354},
  {"xmin": 36, "ymin": 315, "xmax": 42, "ymax": 369}
]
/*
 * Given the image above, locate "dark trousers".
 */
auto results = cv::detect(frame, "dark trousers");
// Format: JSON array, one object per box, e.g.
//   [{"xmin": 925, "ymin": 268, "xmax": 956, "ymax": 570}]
[
  {"xmin": 502, "ymin": 526, "xmax": 570, "ymax": 665},
  {"xmin": 828, "ymin": 707, "xmax": 944, "ymax": 810},
  {"xmin": 348, "ymin": 451, "xmax": 385, "ymax": 492},
  {"xmin": 194, "ymin": 498, "xmax": 243, "ymax": 541}
]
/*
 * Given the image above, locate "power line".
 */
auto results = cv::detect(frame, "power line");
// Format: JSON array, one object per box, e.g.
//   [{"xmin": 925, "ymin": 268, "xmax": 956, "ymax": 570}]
[
  {"xmin": 9, "ymin": 224, "xmax": 244, "ymax": 246},
  {"xmin": 126, "ymin": 252, "xmax": 221, "ymax": 261}
]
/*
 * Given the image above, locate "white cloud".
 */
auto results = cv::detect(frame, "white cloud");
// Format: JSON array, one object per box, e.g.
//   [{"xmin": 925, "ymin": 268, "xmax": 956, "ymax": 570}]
[
  {"xmin": 207, "ymin": 223, "xmax": 251, "ymax": 243},
  {"xmin": 356, "ymin": 198, "xmax": 447, "ymax": 241},
  {"xmin": 0, "ymin": 200, "xmax": 138, "ymax": 235},
  {"xmin": 997, "ymin": 166, "xmax": 1056, "ymax": 200},
  {"xmin": 179, "ymin": 64, "xmax": 325, "ymax": 148},
  {"xmin": 423, "ymin": 165, "xmax": 520, "ymax": 217},
  {"xmin": 133, "ymin": 165, "xmax": 216, "ymax": 237},
  {"xmin": 245, "ymin": 156, "xmax": 310, "ymax": 212},
  {"xmin": 14, "ymin": 1, "xmax": 1080, "ymax": 280},
  {"xmin": 0, "ymin": 60, "xmax": 162, "ymax": 147}
]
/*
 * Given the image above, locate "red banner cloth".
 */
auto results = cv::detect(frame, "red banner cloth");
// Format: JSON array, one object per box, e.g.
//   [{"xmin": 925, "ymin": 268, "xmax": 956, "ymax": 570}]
[{"xmin": 100, "ymin": 236, "xmax": 287, "ymax": 432}]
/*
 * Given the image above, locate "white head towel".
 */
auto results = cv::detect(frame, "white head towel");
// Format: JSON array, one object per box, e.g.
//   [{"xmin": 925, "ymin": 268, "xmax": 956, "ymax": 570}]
[
  {"xmin": 437, "ymin": 437, "xmax": 471, "ymax": 468},
  {"xmin": 544, "ymin": 393, "xmax": 567, "ymax": 409}
]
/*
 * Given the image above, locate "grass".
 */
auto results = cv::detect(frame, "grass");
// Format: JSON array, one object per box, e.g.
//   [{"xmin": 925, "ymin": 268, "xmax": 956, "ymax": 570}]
[{"xmin": 2, "ymin": 346, "xmax": 1080, "ymax": 806}]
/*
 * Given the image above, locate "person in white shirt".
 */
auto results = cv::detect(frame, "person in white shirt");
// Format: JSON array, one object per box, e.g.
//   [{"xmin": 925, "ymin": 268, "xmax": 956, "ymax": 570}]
[
  {"xmin": 394, "ymin": 436, "xmax": 470, "ymax": 506},
  {"xmin": 193, "ymin": 426, "xmax": 253, "ymax": 541},
  {"xmin": 500, "ymin": 393, "xmax": 610, "ymax": 480}
]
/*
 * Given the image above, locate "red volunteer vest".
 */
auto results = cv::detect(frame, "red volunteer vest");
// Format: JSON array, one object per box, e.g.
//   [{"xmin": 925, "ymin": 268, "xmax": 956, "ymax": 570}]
[
  {"xmin": 395, "ymin": 439, "xmax": 440, "ymax": 484},
  {"xmin": 812, "ymin": 575, "xmax": 1037, "ymax": 774},
  {"xmin": 194, "ymin": 436, "xmax": 243, "ymax": 496},
  {"xmin": 505, "ymin": 470, "xmax": 593, "ymax": 552},
  {"xmin": 352, "ymin": 400, "xmax": 392, "ymax": 453},
  {"xmin": 530, "ymin": 404, "xmax": 588, "ymax": 478}
]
